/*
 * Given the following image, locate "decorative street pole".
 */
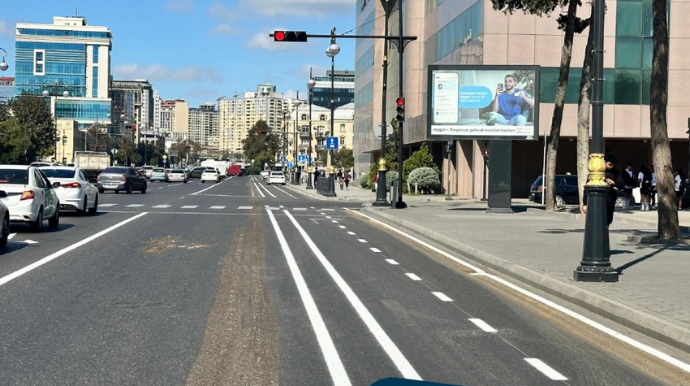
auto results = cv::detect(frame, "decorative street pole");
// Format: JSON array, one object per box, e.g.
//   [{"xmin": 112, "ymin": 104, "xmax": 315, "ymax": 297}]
[
  {"xmin": 575, "ymin": 0, "xmax": 618, "ymax": 282},
  {"xmin": 323, "ymin": 27, "xmax": 339, "ymax": 197},
  {"xmin": 394, "ymin": 1, "xmax": 406, "ymax": 208},
  {"xmin": 293, "ymin": 94, "xmax": 301, "ymax": 184},
  {"xmin": 307, "ymin": 69, "xmax": 316, "ymax": 189},
  {"xmin": 0, "ymin": 47, "xmax": 8, "ymax": 71},
  {"xmin": 374, "ymin": 0, "xmax": 395, "ymax": 207}
]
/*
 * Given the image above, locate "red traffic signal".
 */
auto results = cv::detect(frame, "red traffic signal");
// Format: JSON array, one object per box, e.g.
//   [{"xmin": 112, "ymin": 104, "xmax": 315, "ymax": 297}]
[
  {"xmin": 273, "ymin": 31, "xmax": 307, "ymax": 42},
  {"xmin": 396, "ymin": 97, "xmax": 405, "ymax": 106},
  {"xmin": 395, "ymin": 97, "xmax": 405, "ymax": 122}
]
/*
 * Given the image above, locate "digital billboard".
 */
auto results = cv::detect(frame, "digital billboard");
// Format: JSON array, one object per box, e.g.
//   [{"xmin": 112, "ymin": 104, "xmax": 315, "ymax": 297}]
[{"xmin": 427, "ymin": 65, "xmax": 540, "ymax": 140}]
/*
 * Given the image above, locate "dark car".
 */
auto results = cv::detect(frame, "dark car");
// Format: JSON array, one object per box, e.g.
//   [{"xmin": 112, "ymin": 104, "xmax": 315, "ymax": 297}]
[
  {"xmin": 189, "ymin": 166, "xmax": 207, "ymax": 179},
  {"xmin": 530, "ymin": 174, "xmax": 579, "ymax": 206},
  {"xmin": 97, "ymin": 166, "xmax": 148, "ymax": 194}
]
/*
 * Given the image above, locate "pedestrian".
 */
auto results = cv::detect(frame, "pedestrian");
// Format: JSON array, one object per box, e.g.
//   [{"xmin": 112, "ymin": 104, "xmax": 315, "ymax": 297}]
[
  {"xmin": 314, "ymin": 169, "xmax": 319, "ymax": 185},
  {"xmin": 650, "ymin": 165, "xmax": 657, "ymax": 208},
  {"xmin": 638, "ymin": 164, "xmax": 653, "ymax": 211},
  {"xmin": 621, "ymin": 162, "xmax": 637, "ymax": 209},
  {"xmin": 344, "ymin": 172, "xmax": 351, "ymax": 190},
  {"xmin": 339, "ymin": 177, "xmax": 344, "ymax": 190},
  {"xmin": 581, "ymin": 154, "xmax": 624, "ymax": 227},
  {"xmin": 674, "ymin": 168, "xmax": 686, "ymax": 210}
]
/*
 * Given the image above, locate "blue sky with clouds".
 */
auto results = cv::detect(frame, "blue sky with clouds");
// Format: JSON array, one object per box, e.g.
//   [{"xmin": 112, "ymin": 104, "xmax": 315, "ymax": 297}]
[{"xmin": 0, "ymin": 0, "xmax": 357, "ymax": 106}]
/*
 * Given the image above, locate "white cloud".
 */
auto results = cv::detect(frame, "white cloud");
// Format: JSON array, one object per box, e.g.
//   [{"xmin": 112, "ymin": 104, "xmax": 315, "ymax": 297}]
[
  {"xmin": 165, "ymin": 0, "xmax": 195, "ymax": 13},
  {"xmin": 208, "ymin": 2, "xmax": 240, "ymax": 20},
  {"xmin": 210, "ymin": 23, "xmax": 243, "ymax": 36},
  {"xmin": 242, "ymin": 0, "xmax": 355, "ymax": 18},
  {"xmin": 113, "ymin": 64, "xmax": 223, "ymax": 83},
  {"xmin": 0, "ymin": 20, "xmax": 15, "ymax": 37}
]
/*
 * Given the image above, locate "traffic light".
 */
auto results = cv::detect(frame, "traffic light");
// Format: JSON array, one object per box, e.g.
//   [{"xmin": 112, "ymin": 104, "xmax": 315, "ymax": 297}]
[
  {"xmin": 395, "ymin": 97, "xmax": 405, "ymax": 122},
  {"xmin": 273, "ymin": 31, "xmax": 308, "ymax": 42}
]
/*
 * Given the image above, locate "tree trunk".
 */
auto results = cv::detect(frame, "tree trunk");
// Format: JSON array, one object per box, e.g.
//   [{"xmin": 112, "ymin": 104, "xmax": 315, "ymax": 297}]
[
  {"xmin": 577, "ymin": 14, "xmax": 594, "ymax": 209},
  {"xmin": 651, "ymin": 0, "xmax": 679, "ymax": 238},
  {"xmin": 545, "ymin": 0, "xmax": 579, "ymax": 211}
]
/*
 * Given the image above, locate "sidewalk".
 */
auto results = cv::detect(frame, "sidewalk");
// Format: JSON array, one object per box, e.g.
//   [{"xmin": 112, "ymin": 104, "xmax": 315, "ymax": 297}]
[{"xmin": 285, "ymin": 180, "xmax": 690, "ymax": 353}]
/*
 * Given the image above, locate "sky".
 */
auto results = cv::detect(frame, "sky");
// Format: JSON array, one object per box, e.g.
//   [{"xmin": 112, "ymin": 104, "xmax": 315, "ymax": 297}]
[{"xmin": 0, "ymin": 0, "xmax": 358, "ymax": 107}]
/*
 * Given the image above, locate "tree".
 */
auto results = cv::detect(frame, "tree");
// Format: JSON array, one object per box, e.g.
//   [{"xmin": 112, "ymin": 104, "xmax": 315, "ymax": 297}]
[
  {"xmin": 650, "ymin": 0, "xmax": 679, "ymax": 238},
  {"xmin": 491, "ymin": 0, "xmax": 588, "ymax": 211},
  {"xmin": 0, "ymin": 119, "xmax": 31, "ymax": 164},
  {"xmin": 7, "ymin": 95, "xmax": 56, "ymax": 162},
  {"xmin": 242, "ymin": 120, "xmax": 280, "ymax": 163},
  {"xmin": 402, "ymin": 142, "xmax": 440, "ymax": 183},
  {"xmin": 576, "ymin": 12, "xmax": 594, "ymax": 208},
  {"xmin": 332, "ymin": 148, "xmax": 354, "ymax": 170}
]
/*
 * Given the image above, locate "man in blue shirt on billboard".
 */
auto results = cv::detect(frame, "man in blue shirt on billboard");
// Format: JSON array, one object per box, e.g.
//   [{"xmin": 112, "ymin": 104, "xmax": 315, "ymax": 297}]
[{"xmin": 488, "ymin": 74, "xmax": 534, "ymax": 126}]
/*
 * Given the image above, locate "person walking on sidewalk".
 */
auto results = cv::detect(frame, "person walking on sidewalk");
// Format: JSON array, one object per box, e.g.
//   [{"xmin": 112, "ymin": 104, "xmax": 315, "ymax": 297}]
[
  {"xmin": 650, "ymin": 164, "xmax": 657, "ymax": 208},
  {"xmin": 344, "ymin": 172, "xmax": 351, "ymax": 190},
  {"xmin": 674, "ymin": 168, "xmax": 686, "ymax": 210},
  {"xmin": 581, "ymin": 154, "xmax": 624, "ymax": 226},
  {"xmin": 621, "ymin": 162, "xmax": 637, "ymax": 209},
  {"xmin": 638, "ymin": 164, "xmax": 653, "ymax": 211}
]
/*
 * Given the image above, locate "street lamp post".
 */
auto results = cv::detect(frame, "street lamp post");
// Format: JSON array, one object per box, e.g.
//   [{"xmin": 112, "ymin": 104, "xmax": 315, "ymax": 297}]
[
  {"xmin": 61, "ymin": 132, "xmax": 68, "ymax": 165},
  {"xmin": 293, "ymin": 95, "xmax": 301, "ymax": 184},
  {"xmin": 374, "ymin": 0, "xmax": 395, "ymax": 206},
  {"xmin": 575, "ymin": 0, "xmax": 618, "ymax": 282},
  {"xmin": 323, "ymin": 28, "xmax": 339, "ymax": 197},
  {"xmin": 0, "ymin": 47, "xmax": 8, "ymax": 71},
  {"xmin": 307, "ymin": 70, "xmax": 316, "ymax": 190}
]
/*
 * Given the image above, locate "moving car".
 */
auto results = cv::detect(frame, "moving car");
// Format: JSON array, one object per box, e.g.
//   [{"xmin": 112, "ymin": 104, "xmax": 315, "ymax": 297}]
[
  {"xmin": 267, "ymin": 171, "xmax": 286, "ymax": 185},
  {"xmin": 39, "ymin": 166, "xmax": 99, "ymax": 215},
  {"xmin": 200, "ymin": 169, "xmax": 220, "ymax": 183},
  {"xmin": 97, "ymin": 166, "xmax": 148, "ymax": 194},
  {"xmin": 0, "ymin": 191, "xmax": 8, "ymax": 248},
  {"xmin": 0, "ymin": 165, "xmax": 60, "ymax": 231},
  {"xmin": 141, "ymin": 165, "xmax": 154, "ymax": 179},
  {"xmin": 189, "ymin": 166, "xmax": 207, "ymax": 179},
  {"xmin": 166, "ymin": 169, "xmax": 188, "ymax": 183},
  {"xmin": 149, "ymin": 167, "xmax": 168, "ymax": 182}
]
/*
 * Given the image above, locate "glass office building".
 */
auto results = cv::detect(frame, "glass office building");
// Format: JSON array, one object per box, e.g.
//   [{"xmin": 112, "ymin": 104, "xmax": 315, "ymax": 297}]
[{"xmin": 14, "ymin": 16, "xmax": 112, "ymax": 128}]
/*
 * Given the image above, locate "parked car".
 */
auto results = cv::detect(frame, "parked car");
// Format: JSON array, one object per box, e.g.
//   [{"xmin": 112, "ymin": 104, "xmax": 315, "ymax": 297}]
[
  {"xmin": 167, "ymin": 169, "xmax": 188, "ymax": 183},
  {"xmin": 0, "ymin": 191, "xmax": 9, "ymax": 248},
  {"xmin": 97, "ymin": 166, "xmax": 148, "ymax": 194},
  {"xmin": 530, "ymin": 174, "xmax": 636, "ymax": 207},
  {"xmin": 39, "ymin": 166, "xmax": 99, "ymax": 215},
  {"xmin": 267, "ymin": 171, "xmax": 286, "ymax": 185},
  {"xmin": 200, "ymin": 169, "xmax": 220, "ymax": 183},
  {"xmin": 189, "ymin": 166, "xmax": 207, "ymax": 179},
  {"xmin": 0, "ymin": 165, "xmax": 60, "ymax": 231},
  {"xmin": 149, "ymin": 167, "xmax": 168, "ymax": 183}
]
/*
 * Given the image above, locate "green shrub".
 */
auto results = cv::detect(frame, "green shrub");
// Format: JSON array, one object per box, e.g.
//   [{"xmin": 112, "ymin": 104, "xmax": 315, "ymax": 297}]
[
  {"xmin": 385, "ymin": 171, "xmax": 399, "ymax": 191},
  {"xmin": 403, "ymin": 142, "xmax": 440, "ymax": 183},
  {"xmin": 408, "ymin": 167, "xmax": 441, "ymax": 193},
  {"xmin": 359, "ymin": 174, "xmax": 369, "ymax": 189}
]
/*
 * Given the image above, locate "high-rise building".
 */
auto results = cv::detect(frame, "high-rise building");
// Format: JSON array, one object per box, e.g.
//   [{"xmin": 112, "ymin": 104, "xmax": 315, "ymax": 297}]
[
  {"xmin": 0, "ymin": 77, "xmax": 13, "ymax": 104},
  {"xmin": 14, "ymin": 16, "xmax": 112, "ymax": 129},
  {"xmin": 189, "ymin": 103, "xmax": 219, "ymax": 147},
  {"xmin": 354, "ymin": 0, "xmax": 690, "ymax": 198},
  {"xmin": 110, "ymin": 79, "xmax": 154, "ymax": 142},
  {"xmin": 218, "ymin": 85, "xmax": 286, "ymax": 154},
  {"xmin": 312, "ymin": 70, "xmax": 355, "ymax": 110},
  {"xmin": 160, "ymin": 99, "xmax": 189, "ymax": 143}
]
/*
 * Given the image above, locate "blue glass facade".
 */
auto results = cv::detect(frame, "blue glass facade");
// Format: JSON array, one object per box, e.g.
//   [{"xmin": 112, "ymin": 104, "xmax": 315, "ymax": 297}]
[{"xmin": 15, "ymin": 42, "xmax": 87, "ymax": 97}]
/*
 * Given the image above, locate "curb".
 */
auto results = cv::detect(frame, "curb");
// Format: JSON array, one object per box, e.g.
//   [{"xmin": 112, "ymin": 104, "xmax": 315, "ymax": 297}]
[{"xmin": 360, "ymin": 205, "xmax": 690, "ymax": 354}]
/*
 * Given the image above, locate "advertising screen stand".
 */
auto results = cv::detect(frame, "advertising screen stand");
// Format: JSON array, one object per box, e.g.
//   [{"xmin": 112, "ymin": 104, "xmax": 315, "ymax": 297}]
[{"xmin": 487, "ymin": 141, "xmax": 513, "ymax": 213}]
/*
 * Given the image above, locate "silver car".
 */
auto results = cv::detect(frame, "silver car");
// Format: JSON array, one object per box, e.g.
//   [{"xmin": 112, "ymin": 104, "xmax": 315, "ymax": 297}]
[
  {"xmin": 0, "ymin": 165, "xmax": 60, "ymax": 231},
  {"xmin": 40, "ymin": 166, "xmax": 99, "ymax": 215}
]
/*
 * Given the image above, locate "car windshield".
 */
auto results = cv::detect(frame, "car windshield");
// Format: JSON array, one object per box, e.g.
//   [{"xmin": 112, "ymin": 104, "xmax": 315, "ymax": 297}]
[
  {"xmin": 153, "ymin": 168, "xmax": 164, "ymax": 172},
  {"xmin": 40, "ymin": 169, "xmax": 75, "ymax": 178},
  {"xmin": 0, "ymin": 169, "xmax": 29, "ymax": 184}
]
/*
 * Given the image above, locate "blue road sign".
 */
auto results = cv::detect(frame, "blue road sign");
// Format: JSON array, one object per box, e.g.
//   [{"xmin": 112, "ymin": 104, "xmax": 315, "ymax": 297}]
[
  {"xmin": 298, "ymin": 154, "xmax": 306, "ymax": 162},
  {"xmin": 280, "ymin": 156, "xmax": 287, "ymax": 162},
  {"xmin": 287, "ymin": 161, "xmax": 294, "ymax": 168},
  {"xmin": 327, "ymin": 136, "xmax": 339, "ymax": 149}
]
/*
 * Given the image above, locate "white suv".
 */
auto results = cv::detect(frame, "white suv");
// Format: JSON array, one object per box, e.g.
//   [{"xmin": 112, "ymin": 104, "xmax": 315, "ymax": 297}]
[{"xmin": 267, "ymin": 171, "xmax": 286, "ymax": 185}]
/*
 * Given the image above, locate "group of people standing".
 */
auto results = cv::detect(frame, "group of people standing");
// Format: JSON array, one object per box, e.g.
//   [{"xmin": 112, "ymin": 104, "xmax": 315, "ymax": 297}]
[{"xmin": 621, "ymin": 163, "xmax": 686, "ymax": 211}]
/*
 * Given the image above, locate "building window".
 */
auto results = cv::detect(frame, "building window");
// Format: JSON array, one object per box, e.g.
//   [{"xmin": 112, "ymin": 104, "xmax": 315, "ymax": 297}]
[
  {"xmin": 319, "ymin": 115, "xmax": 326, "ymax": 121},
  {"xmin": 301, "ymin": 114, "xmax": 307, "ymax": 120},
  {"xmin": 93, "ymin": 45, "xmax": 99, "ymax": 64},
  {"xmin": 340, "ymin": 124, "xmax": 346, "ymax": 132},
  {"xmin": 34, "ymin": 49, "xmax": 46, "ymax": 75}
]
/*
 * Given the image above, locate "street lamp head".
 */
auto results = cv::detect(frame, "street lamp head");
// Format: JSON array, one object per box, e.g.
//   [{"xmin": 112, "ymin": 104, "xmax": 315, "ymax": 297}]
[
  {"xmin": 0, "ymin": 48, "xmax": 7, "ymax": 71},
  {"xmin": 327, "ymin": 43, "xmax": 340, "ymax": 57},
  {"xmin": 62, "ymin": 90, "xmax": 69, "ymax": 98},
  {"xmin": 307, "ymin": 79, "xmax": 316, "ymax": 89},
  {"xmin": 294, "ymin": 99, "xmax": 302, "ymax": 108},
  {"xmin": 42, "ymin": 90, "xmax": 50, "ymax": 97}
]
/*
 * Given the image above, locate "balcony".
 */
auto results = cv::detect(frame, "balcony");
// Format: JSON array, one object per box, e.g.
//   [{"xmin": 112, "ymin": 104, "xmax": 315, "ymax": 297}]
[{"xmin": 299, "ymin": 129, "xmax": 311, "ymax": 139}]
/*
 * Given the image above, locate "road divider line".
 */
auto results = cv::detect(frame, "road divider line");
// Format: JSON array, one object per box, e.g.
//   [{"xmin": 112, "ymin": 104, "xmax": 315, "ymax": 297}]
[
  {"xmin": 190, "ymin": 183, "xmax": 220, "ymax": 195},
  {"xmin": 385, "ymin": 259, "xmax": 399, "ymax": 266},
  {"xmin": 0, "ymin": 212, "xmax": 148, "ymax": 287},
  {"xmin": 524, "ymin": 358, "xmax": 568, "ymax": 381},
  {"xmin": 266, "ymin": 210, "xmax": 352, "ymax": 386},
  {"xmin": 468, "ymin": 318, "xmax": 497, "ymax": 333},
  {"xmin": 284, "ymin": 210, "xmax": 421, "ymax": 381},
  {"xmin": 432, "ymin": 292, "xmax": 453, "ymax": 302},
  {"xmin": 257, "ymin": 183, "xmax": 276, "ymax": 198},
  {"xmin": 405, "ymin": 273, "xmax": 422, "ymax": 281},
  {"xmin": 370, "ymin": 248, "xmax": 382, "ymax": 253},
  {"xmin": 252, "ymin": 181, "xmax": 265, "ymax": 198},
  {"xmin": 274, "ymin": 186, "xmax": 298, "ymax": 199}
]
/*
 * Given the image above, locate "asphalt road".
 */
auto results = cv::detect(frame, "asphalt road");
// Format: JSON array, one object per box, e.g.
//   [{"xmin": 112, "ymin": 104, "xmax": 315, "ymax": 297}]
[{"xmin": 0, "ymin": 176, "xmax": 687, "ymax": 386}]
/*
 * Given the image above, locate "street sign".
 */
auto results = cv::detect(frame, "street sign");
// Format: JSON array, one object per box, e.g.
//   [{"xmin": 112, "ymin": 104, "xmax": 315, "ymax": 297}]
[
  {"xmin": 298, "ymin": 154, "xmax": 306, "ymax": 162},
  {"xmin": 287, "ymin": 162, "xmax": 294, "ymax": 168},
  {"xmin": 287, "ymin": 154, "xmax": 294, "ymax": 162},
  {"xmin": 163, "ymin": 159, "xmax": 167, "ymax": 164},
  {"xmin": 326, "ymin": 136, "xmax": 339, "ymax": 150},
  {"xmin": 280, "ymin": 156, "xmax": 287, "ymax": 162},
  {"xmin": 162, "ymin": 155, "xmax": 168, "ymax": 159}
]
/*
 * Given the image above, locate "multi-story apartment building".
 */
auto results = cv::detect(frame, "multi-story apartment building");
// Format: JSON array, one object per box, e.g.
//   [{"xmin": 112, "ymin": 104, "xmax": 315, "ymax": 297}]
[
  {"xmin": 188, "ymin": 103, "xmax": 219, "ymax": 147},
  {"xmin": 312, "ymin": 70, "xmax": 355, "ymax": 109},
  {"xmin": 0, "ymin": 77, "xmax": 13, "ymax": 104},
  {"xmin": 110, "ymin": 79, "xmax": 154, "ymax": 142},
  {"xmin": 354, "ymin": 0, "xmax": 690, "ymax": 198},
  {"xmin": 218, "ymin": 85, "xmax": 286, "ymax": 155},
  {"xmin": 158, "ymin": 99, "xmax": 190, "ymax": 144}
]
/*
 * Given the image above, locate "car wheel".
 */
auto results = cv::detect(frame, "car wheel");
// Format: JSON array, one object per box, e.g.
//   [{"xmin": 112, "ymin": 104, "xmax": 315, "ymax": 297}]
[
  {"xmin": 48, "ymin": 206, "xmax": 60, "ymax": 228},
  {"xmin": 126, "ymin": 184, "xmax": 133, "ymax": 194},
  {"xmin": 80, "ymin": 198, "xmax": 88, "ymax": 216},
  {"xmin": 88, "ymin": 196, "xmax": 98, "ymax": 214},
  {"xmin": 0, "ymin": 214, "xmax": 9, "ymax": 248},
  {"xmin": 141, "ymin": 184, "xmax": 147, "ymax": 194},
  {"xmin": 31, "ymin": 208, "xmax": 44, "ymax": 232},
  {"xmin": 98, "ymin": 188, "xmax": 104, "ymax": 194},
  {"xmin": 555, "ymin": 195, "xmax": 566, "ymax": 207},
  {"xmin": 114, "ymin": 190, "xmax": 119, "ymax": 194},
  {"xmin": 183, "ymin": 180, "xmax": 188, "ymax": 183},
  {"xmin": 201, "ymin": 180, "xmax": 205, "ymax": 183}
]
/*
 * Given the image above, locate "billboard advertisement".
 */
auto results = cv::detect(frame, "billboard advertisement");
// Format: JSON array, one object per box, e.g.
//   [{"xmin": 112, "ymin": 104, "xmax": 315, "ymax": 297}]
[{"xmin": 427, "ymin": 65, "xmax": 540, "ymax": 140}]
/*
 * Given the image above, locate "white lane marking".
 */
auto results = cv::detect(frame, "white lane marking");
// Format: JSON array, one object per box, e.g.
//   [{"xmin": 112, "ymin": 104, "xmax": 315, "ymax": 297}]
[
  {"xmin": 353, "ymin": 210, "xmax": 690, "ymax": 374},
  {"xmin": 339, "ymin": 226, "xmax": 346, "ymax": 229},
  {"xmin": 293, "ymin": 208, "xmax": 308, "ymax": 211},
  {"xmin": 405, "ymin": 273, "xmax": 422, "ymax": 281},
  {"xmin": 321, "ymin": 208, "xmax": 335, "ymax": 212},
  {"xmin": 24, "ymin": 240, "xmax": 39, "ymax": 245},
  {"xmin": 181, "ymin": 205, "xmax": 198, "ymax": 209},
  {"xmin": 99, "ymin": 203, "xmax": 117, "ymax": 207},
  {"xmin": 266, "ymin": 206, "xmax": 280, "ymax": 210},
  {"xmin": 8, "ymin": 233, "xmax": 16, "ymax": 240},
  {"xmin": 125, "ymin": 204, "xmax": 145, "ymax": 207},
  {"xmin": 347, "ymin": 231, "xmax": 356, "ymax": 236},
  {"xmin": 258, "ymin": 183, "xmax": 277, "ymax": 198},
  {"xmin": 370, "ymin": 248, "xmax": 382, "ymax": 253},
  {"xmin": 266, "ymin": 210, "xmax": 352, "ymax": 386},
  {"xmin": 158, "ymin": 187, "xmax": 164, "ymax": 189},
  {"xmin": 252, "ymin": 182, "xmax": 265, "ymax": 198},
  {"xmin": 0, "ymin": 213, "xmax": 148, "ymax": 287},
  {"xmin": 469, "ymin": 318, "xmax": 497, "ymax": 333},
  {"xmin": 432, "ymin": 292, "xmax": 453, "ymax": 302},
  {"xmin": 274, "ymin": 186, "xmax": 298, "ymax": 199},
  {"xmin": 524, "ymin": 358, "xmax": 568, "ymax": 381},
  {"xmin": 326, "ymin": 216, "xmax": 332, "ymax": 219},
  {"xmin": 357, "ymin": 239, "xmax": 367, "ymax": 243},
  {"xmin": 283, "ymin": 210, "xmax": 421, "ymax": 380},
  {"xmin": 311, "ymin": 206, "xmax": 316, "ymax": 209},
  {"xmin": 191, "ymin": 182, "xmax": 221, "ymax": 195},
  {"xmin": 210, "ymin": 206, "xmax": 226, "ymax": 210},
  {"xmin": 332, "ymin": 220, "xmax": 339, "ymax": 224},
  {"xmin": 238, "ymin": 206, "xmax": 253, "ymax": 210},
  {"xmin": 385, "ymin": 259, "xmax": 399, "ymax": 266},
  {"xmin": 152, "ymin": 205, "xmax": 171, "ymax": 208}
]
